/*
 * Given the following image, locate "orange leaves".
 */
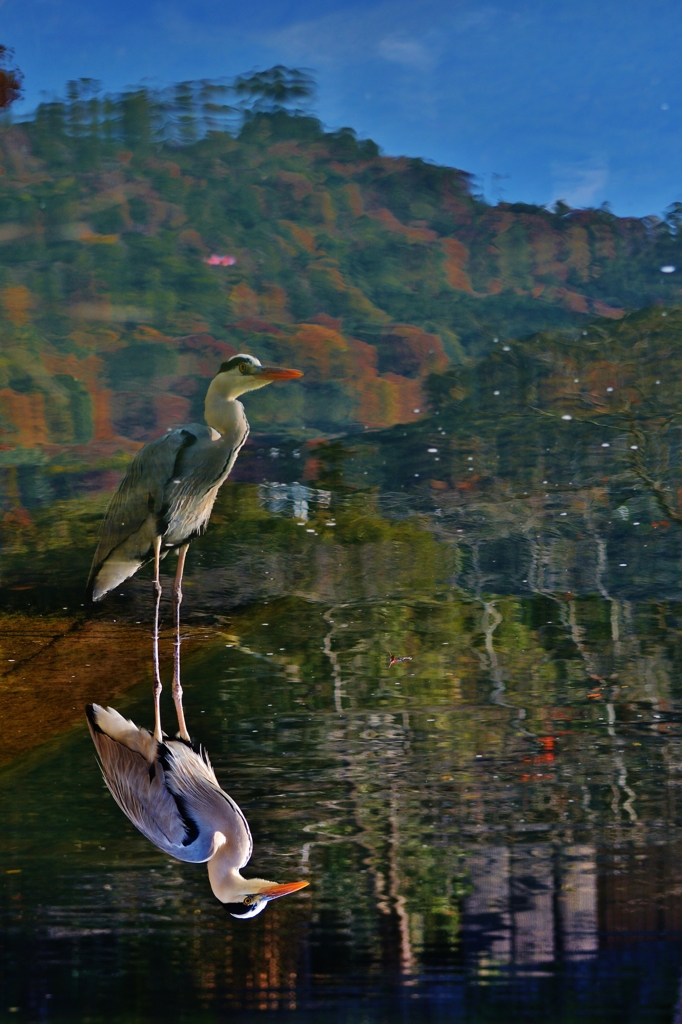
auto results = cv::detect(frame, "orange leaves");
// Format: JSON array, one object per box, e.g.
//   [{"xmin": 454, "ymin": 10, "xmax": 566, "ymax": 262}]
[
  {"xmin": 441, "ymin": 238, "xmax": 474, "ymax": 293},
  {"xmin": 80, "ymin": 232, "xmax": 120, "ymax": 245},
  {"xmin": 0, "ymin": 389, "xmax": 48, "ymax": 446},
  {"xmin": 529, "ymin": 225, "xmax": 567, "ymax": 282},
  {"xmin": 275, "ymin": 170, "xmax": 314, "ymax": 202},
  {"xmin": 276, "ymin": 319, "xmax": 434, "ymax": 429},
  {"xmin": 91, "ymin": 389, "xmax": 114, "ymax": 442},
  {"xmin": 134, "ymin": 326, "xmax": 169, "ymax": 343},
  {"xmin": 368, "ymin": 207, "xmax": 438, "ymax": 243},
  {"xmin": 356, "ymin": 373, "xmax": 424, "ymax": 428},
  {"xmin": 2, "ymin": 285, "xmax": 32, "ymax": 327},
  {"xmin": 286, "ymin": 323, "xmax": 352, "ymax": 380},
  {"xmin": 279, "ymin": 220, "xmax": 316, "ymax": 253},
  {"xmin": 229, "ymin": 281, "xmax": 260, "ymax": 319}
]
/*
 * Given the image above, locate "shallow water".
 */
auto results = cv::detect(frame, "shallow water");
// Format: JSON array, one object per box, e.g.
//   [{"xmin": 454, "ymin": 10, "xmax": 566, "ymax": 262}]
[{"xmin": 4, "ymin": 396, "xmax": 682, "ymax": 1022}]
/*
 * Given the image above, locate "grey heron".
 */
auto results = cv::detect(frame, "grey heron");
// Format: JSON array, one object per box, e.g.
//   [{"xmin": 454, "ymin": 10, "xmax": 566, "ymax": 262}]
[
  {"xmin": 86, "ymin": 703, "xmax": 308, "ymax": 918},
  {"xmin": 87, "ymin": 354, "xmax": 303, "ymax": 741}
]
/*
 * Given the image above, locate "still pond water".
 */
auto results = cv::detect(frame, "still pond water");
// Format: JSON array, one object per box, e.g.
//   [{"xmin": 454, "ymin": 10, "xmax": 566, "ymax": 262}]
[{"xmin": 4, "ymin": 391, "xmax": 682, "ymax": 1024}]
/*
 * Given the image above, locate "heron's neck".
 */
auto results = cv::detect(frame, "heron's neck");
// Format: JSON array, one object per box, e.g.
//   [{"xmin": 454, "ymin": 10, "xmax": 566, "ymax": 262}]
[
  {"xmin": 207, "ymin": 840, "xmax": 248, "ymax": 902},
  {"xmin": 204, "ymin": 379, "xmax": 247, "ymax": 437}
]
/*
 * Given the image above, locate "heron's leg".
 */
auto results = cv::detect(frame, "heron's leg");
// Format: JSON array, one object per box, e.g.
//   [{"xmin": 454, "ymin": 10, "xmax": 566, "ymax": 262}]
[
  {"xmin": 172, "ymin": 543, "xmax": 190, "ymax": 741},
  {"xmin": 152, "ymin": 535, "xmax": 163, "ymax": 742}
]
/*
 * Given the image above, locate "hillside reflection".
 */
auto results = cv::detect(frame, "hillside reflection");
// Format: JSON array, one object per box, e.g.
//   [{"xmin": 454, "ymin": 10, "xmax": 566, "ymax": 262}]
[
  {"xmin": 4, "ymin": 558, "xmax": 682, "ymax": 1018},
  {"xmin": 6, "ymin": 312, "xmax": 682, "ymax": 1018}
]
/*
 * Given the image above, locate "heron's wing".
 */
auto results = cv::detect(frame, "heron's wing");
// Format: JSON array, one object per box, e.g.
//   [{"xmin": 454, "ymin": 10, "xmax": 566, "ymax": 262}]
[
  {"xmin": 162, "ymin": 741, "xmax": 254, "ymax": 870},
  {"xmin": 87, "ymin": 425, "xmax": 208, "ymax": 600},
  {"xmin": 86, "ymin": 706, "xmax": 219, "ymax": 863},
  {"xmin": 154, "ymin": 412, "xmax": 249, "ymax": 550}
]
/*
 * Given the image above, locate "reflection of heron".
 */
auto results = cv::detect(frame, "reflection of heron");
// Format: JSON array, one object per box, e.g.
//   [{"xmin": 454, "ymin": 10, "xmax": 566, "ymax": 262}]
[
  {"xmin": 86, "ymin": 703, "xmax": 308, "ymax": 918},
  {"xmin": 87, "ymin": 355, "xmax": 303, "ymax": 741}
]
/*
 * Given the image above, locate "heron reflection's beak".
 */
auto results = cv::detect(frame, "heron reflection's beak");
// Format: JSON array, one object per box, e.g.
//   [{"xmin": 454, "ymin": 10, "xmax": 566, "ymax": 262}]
[
  {"xmin": 257, "ymin": 366, "xmax": 304, "ymax": 381},
  {"xmin": 261, "ymin": 880, "xmax": 309, "ymax": 901}
]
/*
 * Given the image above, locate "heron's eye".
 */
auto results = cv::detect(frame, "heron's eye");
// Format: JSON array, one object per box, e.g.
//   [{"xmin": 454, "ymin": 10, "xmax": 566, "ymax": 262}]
[
  {"xmin": 239, "ymin": 362, "xmax": 249, "ymax": 375},
  {"xmin": 243, "ymin": 896, "xmax": 253, "ymax": 905}
]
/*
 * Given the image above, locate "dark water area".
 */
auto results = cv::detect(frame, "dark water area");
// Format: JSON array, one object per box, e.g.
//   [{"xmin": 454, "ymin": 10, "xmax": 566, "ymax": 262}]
[{"xmin": 5, "ymin": 322, "xmax": 682, "ymax": 1022}]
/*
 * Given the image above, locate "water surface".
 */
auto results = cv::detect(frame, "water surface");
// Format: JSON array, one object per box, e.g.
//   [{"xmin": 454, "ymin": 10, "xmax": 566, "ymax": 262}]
[{"xmin": 4, "ymin": 356, "xmax": 682, "ymax": 1023}]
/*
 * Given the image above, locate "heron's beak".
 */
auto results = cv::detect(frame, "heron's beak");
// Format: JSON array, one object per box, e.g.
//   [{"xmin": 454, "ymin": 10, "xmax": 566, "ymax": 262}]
[
  {"xmin": 261, "ymin": 880, "xmax": 309, "ymax": 901},
  {"xmin": 256, "ymin": 366, "xmax": 304, "ymax": 381}
]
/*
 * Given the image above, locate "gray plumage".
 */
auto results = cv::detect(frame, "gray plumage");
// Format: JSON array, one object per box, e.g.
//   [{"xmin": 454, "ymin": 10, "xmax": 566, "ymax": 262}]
[
  {"xmin": 87, "ymin": 416, "xmax": 247, "ymax": 603},
  {"xmin": 86, "ymin": 703, "xmax": 252, "ymax": 866},
  {"xmin": 85, "ymin": 704, "xmax": 309, "ymax": 916}
]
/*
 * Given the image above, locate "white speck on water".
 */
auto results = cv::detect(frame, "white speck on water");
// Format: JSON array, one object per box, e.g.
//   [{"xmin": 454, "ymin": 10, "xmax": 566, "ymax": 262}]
[
  {"xmin": 619, "ymin": 563, "xmax": 627, "ymax": 567},
  {"xmin": 606, "ymin": 386, "xmax": 614, "ymax": 392},
  {"xmin": 562, "ymin": 414, "xmax": 572, "ymax": 420},
  {"xmin": 503, "ymin": 345, "xmax": 510, "ymax": 351},
  {"xmin": 601, "ymin": 443, "xmax": 610, "ymax": 448},
  {"xmin": 493, "ymin": 390, "xmax": 500, "ymax": 395},
  {"xmin": 634, "ymin": 522, "xmax": 640, "ymax": 526},
  {"xmin": 467, "ymin": 456, "xmax": 473, "ymax": 461},
  {"xmin": 428, "ymin": 447, "xmax": 438, "ymax": 453},
  {"xmin": 493, "ymin": 337, "xmax": 499, "ymax": 343},
  {"xmin": 306, "ymin": 528, "xmax": 316, "ymax": 533},
  {"xmin": 543, "ymin": 480, "xmax": 548, "ymax": 484},
  {"xmin": 656, "ymin": 380, "xmax": 661, "ymax": 384},
  {"xmin": 262, "ymin": 623, "xmax": 269, "ymax": 625},
  {"xmin": 414, "ymin": 473, "xmax": 420, "ymax": 477},
  {"xmin": 631, "ymin": 445, "xmax": 639, "ymax": 449},
  {"xmin": 574, "ymin": 378, "xmax": 580, "ymax": 383},
  {"xmin": 661, "ymin": 265, "xmax": 676, "ymax": 273},
  {"xmin": 560, "ymin": 512, "xmax": 567, "ymax": 516}
]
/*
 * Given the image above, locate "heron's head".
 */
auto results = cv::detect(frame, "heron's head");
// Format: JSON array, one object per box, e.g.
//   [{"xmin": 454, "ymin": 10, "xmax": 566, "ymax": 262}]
[
  {"xmin": 212, "ymin": 354, "xmax": 303, "ymax": 401},
  {"xmin": 222, "ymin": 878, "xmax": 309, "ymax": 921}
]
